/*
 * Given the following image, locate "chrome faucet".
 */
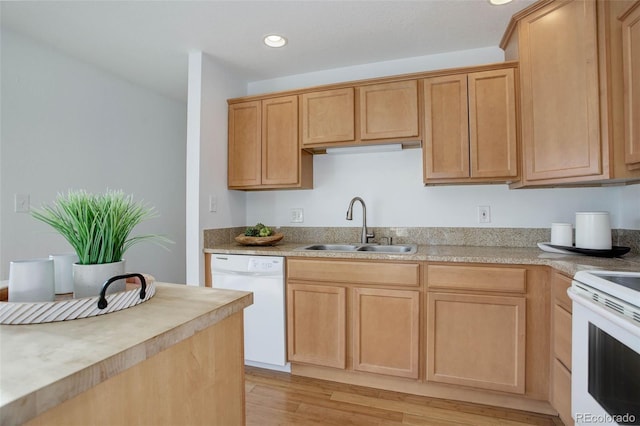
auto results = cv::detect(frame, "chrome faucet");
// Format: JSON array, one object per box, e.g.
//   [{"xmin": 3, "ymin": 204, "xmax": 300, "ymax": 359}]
[{"xmin": 346, "ymin": 196, "xmax": 374, "ymax": 244}]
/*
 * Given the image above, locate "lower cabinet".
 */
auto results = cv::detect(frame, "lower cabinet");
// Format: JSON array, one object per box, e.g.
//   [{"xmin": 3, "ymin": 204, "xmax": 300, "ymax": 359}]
[
  {"xmin": 353, "ymin": 287, "xmax": 420, "ymax": 378},
  {"xmin": 550, "ymin": 272, "xmax": 574, "ymax": 426},
  {"xmin": 425, "ymin": 264, "xmax": 528, "ymax": 394},
  {"xmin": 286, "ymin": 258, "xmax": 551, "ymax": 413},
  {"xmin": 426, "ymin": 292, "xmax": 526, "ymax": 394},
  {"xmin": 286, "ymin": 258, "xmax": 420, "ymax": 378},
  {"xmin": 287, "ymin": 283, "xmax": 346, "ymax": 369}
]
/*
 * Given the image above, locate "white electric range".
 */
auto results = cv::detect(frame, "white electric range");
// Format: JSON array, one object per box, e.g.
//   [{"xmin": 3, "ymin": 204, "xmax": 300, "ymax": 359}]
[{"xmin": 569, "ymin": 270, "xmax": 640, "ymax": 425}]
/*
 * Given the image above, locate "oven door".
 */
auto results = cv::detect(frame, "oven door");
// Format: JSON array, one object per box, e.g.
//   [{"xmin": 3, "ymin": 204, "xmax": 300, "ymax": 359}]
[{"xmin": 570, "ymin": 290, "xmax": 640, "ymax": 425}]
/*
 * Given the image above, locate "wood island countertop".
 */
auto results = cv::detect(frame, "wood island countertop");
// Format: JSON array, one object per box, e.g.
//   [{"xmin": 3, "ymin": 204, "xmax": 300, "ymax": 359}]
[{"xmin": 0, "ymin": 283, "xmax": 252, "ymax": 426}]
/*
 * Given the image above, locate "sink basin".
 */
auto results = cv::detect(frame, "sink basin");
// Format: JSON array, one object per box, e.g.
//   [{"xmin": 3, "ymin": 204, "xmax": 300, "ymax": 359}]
[
  {"xmin": 301, "ymin": 244, "xmax": 360, "ymax": 251},
  {"xmin": 297, "ymin": 243, "xmax": 417, "ymax": 254},
  {"xmin": 357, "ymin": 245, "xmax": 416, "ymax": 253}
]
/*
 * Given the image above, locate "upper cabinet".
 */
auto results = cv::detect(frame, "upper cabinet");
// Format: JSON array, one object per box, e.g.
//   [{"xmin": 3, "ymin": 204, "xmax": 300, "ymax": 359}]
[
  {"xmin": 228, "ymin": 1, "xmax": 640, "ymax": 190},
  {"xmin": 359, "ymin": 80, "xmax": 419, "ymax": 141},
  {"xmin": 301, "ymin": 88, "xmax": 355, "ymax": 146},
  {"xmin": 501, "ymin": 0, "xmax": 640, "ymax": 186},
  {"xmin": 422, "ymin": 67, "xmax": 518, "ymax": 184},
  {"xmin": 301, "ymin": 81, "xmax": 420, "ymax": 149},
  {"xmin": 228, "ymin": 95, "xmax": 313, "ymax": 190},
  {"xmin": 621, "ymin": 2, "xmax": 640, "ymax": 170}
]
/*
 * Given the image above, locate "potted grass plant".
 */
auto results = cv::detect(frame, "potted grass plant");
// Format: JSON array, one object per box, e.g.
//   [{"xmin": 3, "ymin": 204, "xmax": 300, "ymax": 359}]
[{"xmin": 32, "ymin": 189, "xmax": 170, "ymax": 298}]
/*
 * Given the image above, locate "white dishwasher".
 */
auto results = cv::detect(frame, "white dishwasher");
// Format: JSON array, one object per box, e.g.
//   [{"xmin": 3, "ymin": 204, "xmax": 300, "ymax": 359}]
[{"xmin": 211, "ymin": 254, "xmax": 290, "ymax": 372}]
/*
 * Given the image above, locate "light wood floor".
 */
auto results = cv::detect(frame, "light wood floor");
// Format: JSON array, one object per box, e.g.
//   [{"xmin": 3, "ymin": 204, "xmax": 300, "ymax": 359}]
[{"xmin": 245, "ymin": 367, "xmax": 565, "ymax": 426}]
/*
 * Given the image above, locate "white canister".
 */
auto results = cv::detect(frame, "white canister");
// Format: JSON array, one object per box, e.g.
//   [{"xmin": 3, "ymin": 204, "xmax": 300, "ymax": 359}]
[
  {"xmin": 550, "ymin": 222, "xmax": 573, "ymax": 247},
  {"xmin": 575, "ymin": 212, "xmax": 612, "ymax": 250},
  {"xmin": 50, "ymin": 253, "xmax": 79, "ymax": 294},
  {"xmin": 8, "ymin": 258, "xmax": 55, "ymax": 302}
]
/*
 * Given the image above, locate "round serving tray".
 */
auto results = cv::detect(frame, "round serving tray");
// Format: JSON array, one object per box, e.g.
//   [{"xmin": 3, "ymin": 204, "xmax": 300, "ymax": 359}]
[
  {"xmin": 0, "ymin": 274, "xmax": 155, "ymax": 325},
  {"xmin": 235, "ymin": 232, "xmax": 284, "ymax": 246}
]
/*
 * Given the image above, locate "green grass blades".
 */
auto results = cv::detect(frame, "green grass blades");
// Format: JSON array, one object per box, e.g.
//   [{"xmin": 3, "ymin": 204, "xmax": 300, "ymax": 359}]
[{"xmin": 31, "ymin": 189, "xmax": 172, "ymax": 265}]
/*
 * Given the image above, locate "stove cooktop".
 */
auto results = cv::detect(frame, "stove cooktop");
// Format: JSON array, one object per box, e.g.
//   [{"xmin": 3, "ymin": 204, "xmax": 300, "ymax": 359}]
[
  {"xmin": 595, "ymin": 274, "xmax": 640, "ymax": 292},
  {"xmin": 573, "ymin": 270, "xmax": 640, "ymax": 309}
]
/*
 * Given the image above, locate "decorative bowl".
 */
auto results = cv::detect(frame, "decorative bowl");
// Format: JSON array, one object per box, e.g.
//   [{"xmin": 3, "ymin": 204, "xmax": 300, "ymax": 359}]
[{"xmin": 235, "ymin": 233, "xmax": 284, "ymax": 246}]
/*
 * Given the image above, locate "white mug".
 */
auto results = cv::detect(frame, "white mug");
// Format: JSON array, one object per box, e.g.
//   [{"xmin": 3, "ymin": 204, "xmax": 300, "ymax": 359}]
[
  {"xmin": 550, "ymin": 223, "xmax": 573, "ymax": 247},
  {"xmin": 575, "ymin": 212, "xmax": 612, "ymax": 250},
  {"xmin": 50, "ymin": 253, "xmax": 79, "ymax": 294},
  {"xmin": 8, "ymin": 258, "xmax": 55, "ymax": 302}
]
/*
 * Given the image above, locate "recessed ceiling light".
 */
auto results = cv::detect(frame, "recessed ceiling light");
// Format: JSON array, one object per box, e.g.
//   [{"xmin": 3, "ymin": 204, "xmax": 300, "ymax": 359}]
[
  {"xmin": 264, "ymin": 34, "xmax": 287, "ymax": 48},
  {"xmin": 489, "ymin": 0, "xmax": 513, "ymax": 4}
]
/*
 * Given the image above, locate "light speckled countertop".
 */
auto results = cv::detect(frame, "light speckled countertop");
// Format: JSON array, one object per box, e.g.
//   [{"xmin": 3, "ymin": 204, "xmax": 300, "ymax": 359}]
[
  {"xmin": 205, "ymin": 243, "xmax": 640, "ymax": 276},
  {"xmin": 0, "ymin": 283, "xmax": 252, "ymax": 426}
]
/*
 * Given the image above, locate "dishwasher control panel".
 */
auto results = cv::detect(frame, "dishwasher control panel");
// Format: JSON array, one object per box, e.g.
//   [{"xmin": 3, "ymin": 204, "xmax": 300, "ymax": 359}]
[{"xmin": 248, "ymin": 257, "xmax": 282, "ymax": 272}]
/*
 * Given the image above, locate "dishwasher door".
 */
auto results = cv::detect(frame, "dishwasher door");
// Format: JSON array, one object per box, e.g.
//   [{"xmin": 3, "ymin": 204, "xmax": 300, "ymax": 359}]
[{"xmin": 211, "ymin": 255, "xmax": 289, "ymax": 371}]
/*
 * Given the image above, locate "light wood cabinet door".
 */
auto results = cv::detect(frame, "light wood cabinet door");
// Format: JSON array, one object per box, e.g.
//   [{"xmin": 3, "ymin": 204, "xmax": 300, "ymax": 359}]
[
  {"xmin": 622, "ymin": 2, "xmax": 640, "ymax": 169},
  {"xmin": 469, "ymin": 68, "xmax": 518, "ymax": 178},
  {"xmin": 228, "ymin": 101, "xmax": 261, "ymax": 187},
  {"xmin": 423, "ymin": 68, "xmax": 517, "ymax": 182},
  {"xmin": 262, "ymin": 95, "xmax": 300, "ymax": 185},
  {"xmin": 360, "ymin": 80, "xmax": 419, "ymax": 140},
  {"xmin": 518, "ymin": 0, "xmax": 601, "ymax": 182},
  {"xmin": 550, "ymin": 271, "xmax": 573, "ymax": 425},
  {"xmin": 553, "ymin": 304, "xmax": 572, "ymax": 371},
  {"xmin": 287, "ymin": 283, "xmax": 346, "ymax": 369},
  {"xmin": 301, "ymin": 88, "xmax": 355, "ymax": 146},
  {"xmin": 352, "ymin": 288, "xmax": 419, "ymax": 379},
  {"xmin": 427, "ymin": 292, "xmax": 526, "ymax": 394},
  {"xmin": 552, "ymin": 359, "xmax": 574, "ymax": 426},
  {"xmin": 423, "ymin": 74, "xmax": 470, "ymax": 179}
]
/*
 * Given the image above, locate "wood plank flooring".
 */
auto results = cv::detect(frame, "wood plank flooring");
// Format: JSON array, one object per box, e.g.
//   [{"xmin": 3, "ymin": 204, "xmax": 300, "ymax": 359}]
[{"xmin": 245, "ymin": 367, "xmax": 565, "ymax": 426}]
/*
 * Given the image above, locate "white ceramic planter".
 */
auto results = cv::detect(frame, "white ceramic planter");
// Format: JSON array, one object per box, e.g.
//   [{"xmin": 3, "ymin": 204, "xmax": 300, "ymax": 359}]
[{"xmin": 73, "ymin": 260, "xmax": 126, "ymax": 299}]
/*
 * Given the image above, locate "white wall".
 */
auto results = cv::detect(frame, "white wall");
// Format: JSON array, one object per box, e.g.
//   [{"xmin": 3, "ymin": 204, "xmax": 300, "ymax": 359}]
[
  {"xmin": 248, "ymin": 46, "xmax": 505, "ymax": 95},
  {"xmin": 619, "ymin": 184, "xmax": 640, "ymax": 229},
  {"xmin": 245, "ymin": 47, "xmax": 639, "ymax": 231},
  {"xmin": 247, "ymin": 149, "xmax": 627, "ymax": 228},
  {"xmin": 0, "ymin": 29, "xmax": 187, "ymax": 281},
  {"xmin": 186, "ymin": 52, "xmax": 246, "ymax": 286}
]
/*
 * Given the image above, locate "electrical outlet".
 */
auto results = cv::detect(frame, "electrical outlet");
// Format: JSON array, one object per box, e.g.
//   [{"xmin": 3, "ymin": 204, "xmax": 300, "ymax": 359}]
[
  {"xmin": 477, "ymin": 206, "xmax": 491, "ymax": 223},
  {"xmin": 15, "ymin": 194, "xmax": 30, "ymax": 213},
  {"xmin": 290, "ymin": 208, "xmax": 304, "ymax": 223}
]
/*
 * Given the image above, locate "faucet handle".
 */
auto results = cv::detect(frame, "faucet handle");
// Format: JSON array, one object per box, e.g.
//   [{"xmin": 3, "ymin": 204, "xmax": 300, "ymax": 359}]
[{"xmin": 365, "ymin": 231, "xmax": 375, "ymax": 244}]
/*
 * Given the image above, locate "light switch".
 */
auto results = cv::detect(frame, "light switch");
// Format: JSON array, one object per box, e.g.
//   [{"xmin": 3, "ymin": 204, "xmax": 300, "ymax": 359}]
[
  {"xmin": 15, "ymin": 194, "xmax": 30, "ymax": 213},
  {"xmin": 209, "ymin": 195, "xmax": 217, "ymax": 212}
]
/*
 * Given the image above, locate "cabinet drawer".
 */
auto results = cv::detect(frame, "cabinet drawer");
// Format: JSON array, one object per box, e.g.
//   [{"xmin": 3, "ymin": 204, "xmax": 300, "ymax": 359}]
[
  {"xmin": 553, "ymin": 304, "xmax": 572, "ymax": 371},
  {"xmin": 288, "ymin": 259, "xmax": 420, "ymax": 287},
  {"xmin": 552, "ymin": 358, "xmax": 574, "ymax": 426},
  {"xmin": 426, "ymin": 265, "xmax": 526, "ymax": 293},
  {"xmin": 552, "ymin": 272, "xmax": 573, "ymax": 312}
]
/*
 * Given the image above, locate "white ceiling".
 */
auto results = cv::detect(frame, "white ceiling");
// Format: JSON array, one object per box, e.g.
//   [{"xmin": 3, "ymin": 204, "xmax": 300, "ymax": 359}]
[{"xmin": 0, "ymin": 0, "xmax": 536, "ymax": 103}]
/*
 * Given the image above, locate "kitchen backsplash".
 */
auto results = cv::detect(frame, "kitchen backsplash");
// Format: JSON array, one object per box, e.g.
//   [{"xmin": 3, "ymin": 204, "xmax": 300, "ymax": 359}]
[{"xmin": 204, "ymin": 227, "xmax": 640, "ymax": 255}]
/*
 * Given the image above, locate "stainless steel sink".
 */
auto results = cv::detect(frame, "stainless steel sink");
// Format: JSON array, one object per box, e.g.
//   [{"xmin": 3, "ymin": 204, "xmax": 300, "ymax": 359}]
[
  {"xmin": 297, "ymin": 243, "xmax": 417, "ymax": 254},
  {"xmin": 357, "ymin": 245, "xmax": 415, "ymax": 253},
  {"xmin": 301, "ymin": 244, "xmax": 360, "ymax": 251}
]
